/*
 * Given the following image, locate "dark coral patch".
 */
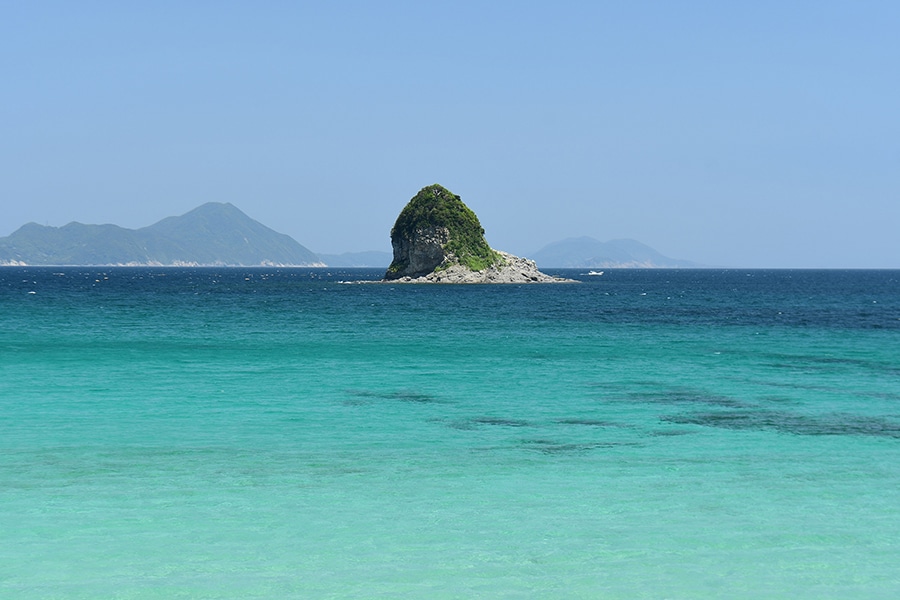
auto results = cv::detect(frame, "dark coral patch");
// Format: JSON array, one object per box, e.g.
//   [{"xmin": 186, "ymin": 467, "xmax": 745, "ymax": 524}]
[{"xmin": 663, "ymin": 410, "xmax": 900, "ymax": 438}]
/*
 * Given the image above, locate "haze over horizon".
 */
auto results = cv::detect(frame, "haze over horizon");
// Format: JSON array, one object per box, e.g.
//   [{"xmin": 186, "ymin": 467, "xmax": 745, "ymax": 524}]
[{"xmin": 4, "ymin": 2, "xmax": 898, "ymax": 268}]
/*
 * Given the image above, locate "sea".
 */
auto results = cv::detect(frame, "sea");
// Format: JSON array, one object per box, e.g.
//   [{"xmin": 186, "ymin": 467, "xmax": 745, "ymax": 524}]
[{"xmin": 2, "ymin": 267, "xmax": 899, "ymax": 599}]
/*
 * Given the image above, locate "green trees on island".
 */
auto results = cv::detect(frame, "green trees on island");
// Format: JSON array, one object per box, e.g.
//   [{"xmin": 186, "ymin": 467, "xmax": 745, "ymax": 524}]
[{"xmin": 387, "ymin": 184, "xmax": 500, "ymax": 274}]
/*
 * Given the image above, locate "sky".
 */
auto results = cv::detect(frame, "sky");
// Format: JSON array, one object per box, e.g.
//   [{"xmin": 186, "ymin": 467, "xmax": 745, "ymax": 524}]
[{"xmin": 3, "ymin": 1, "xmax": 899, "ymax": 268}]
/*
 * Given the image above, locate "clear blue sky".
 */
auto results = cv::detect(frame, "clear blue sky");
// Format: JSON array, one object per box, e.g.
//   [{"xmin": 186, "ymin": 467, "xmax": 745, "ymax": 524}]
[{"xmin": 3, "ymin": 1, "xmax": 898, "ymax": 267}]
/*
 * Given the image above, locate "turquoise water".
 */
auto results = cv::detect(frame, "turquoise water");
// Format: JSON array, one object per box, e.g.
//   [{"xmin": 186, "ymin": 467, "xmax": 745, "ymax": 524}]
[{"xmin": 2, "ymin": 268, "xmax": 899, "ymax": 598}]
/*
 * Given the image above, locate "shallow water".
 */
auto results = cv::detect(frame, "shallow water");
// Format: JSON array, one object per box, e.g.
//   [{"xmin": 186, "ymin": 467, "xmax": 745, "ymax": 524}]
[{"xmin": 2, "ymin": 268, "xmax": 899, "ymax": 598}]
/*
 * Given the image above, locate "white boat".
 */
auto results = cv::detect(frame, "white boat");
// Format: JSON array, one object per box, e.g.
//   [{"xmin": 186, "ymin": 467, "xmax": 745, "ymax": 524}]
[{"xmin": 587, "ymin": 270, "xmax": 604, "ymax": 276}]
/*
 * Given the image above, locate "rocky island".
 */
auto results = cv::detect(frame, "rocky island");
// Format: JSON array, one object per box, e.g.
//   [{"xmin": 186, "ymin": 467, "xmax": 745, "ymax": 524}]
[{"xmin": 383, "ymin": 184, "xmax": 574, "ymax": 283}]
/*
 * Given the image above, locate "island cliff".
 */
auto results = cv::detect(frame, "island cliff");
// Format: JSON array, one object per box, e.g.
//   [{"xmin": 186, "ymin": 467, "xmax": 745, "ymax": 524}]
[{"xmin": 383, "ymin": 184, "xmax": 573, "ymax": 283}]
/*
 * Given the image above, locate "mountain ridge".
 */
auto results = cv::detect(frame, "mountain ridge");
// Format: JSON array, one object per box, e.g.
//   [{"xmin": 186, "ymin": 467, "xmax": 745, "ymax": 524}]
[
  {"xmin": 0, "ymin": 203, "xmax": 323, "ymax": 266},
  {"xmin": 529, "ymin": 236, "xmax": 701, "ymax": 268}
]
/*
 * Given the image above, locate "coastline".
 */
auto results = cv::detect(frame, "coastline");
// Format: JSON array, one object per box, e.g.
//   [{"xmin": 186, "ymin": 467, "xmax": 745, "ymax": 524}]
[{"xmin": 383, "ymin": 251, "xmax": 577, "ymax": 284}]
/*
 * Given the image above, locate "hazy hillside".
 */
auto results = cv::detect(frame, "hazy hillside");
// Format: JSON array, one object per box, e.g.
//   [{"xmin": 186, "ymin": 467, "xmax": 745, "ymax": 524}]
[
  {"xmin": 530, "ymin": 237, "xmax": 700, "ymax": 268},
  {"xmin": 0, "ymin": 203, "xmax": 323, "ymax": 266}
]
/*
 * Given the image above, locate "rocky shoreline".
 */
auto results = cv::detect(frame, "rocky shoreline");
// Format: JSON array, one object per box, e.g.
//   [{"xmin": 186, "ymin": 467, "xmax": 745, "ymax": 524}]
[{"xmin": 383, "ymin": 251, "xmax": 576, "ymax": 284}]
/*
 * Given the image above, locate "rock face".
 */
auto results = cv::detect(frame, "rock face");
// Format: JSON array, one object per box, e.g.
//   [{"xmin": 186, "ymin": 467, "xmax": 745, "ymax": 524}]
[
  {"xmin": 383, "ymin": 184, "xmax": 575, "ymax": 284},
  {"xmin": 385, "ymin": 184, "xmax": 498, "ymax": 279},
  {"xmin": 389, "ymin": 225, "xmax": 451, "ymax": 277}
]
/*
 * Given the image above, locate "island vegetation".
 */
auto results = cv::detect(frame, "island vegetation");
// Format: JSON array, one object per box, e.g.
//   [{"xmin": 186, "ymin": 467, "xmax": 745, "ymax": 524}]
[
  {"xmin": 383, "ymin": 184, "xmax": 573, "ymax": 283},
  {"xmin": 386, "ymin": 184, "xmax": 501, "ymax": 276}
]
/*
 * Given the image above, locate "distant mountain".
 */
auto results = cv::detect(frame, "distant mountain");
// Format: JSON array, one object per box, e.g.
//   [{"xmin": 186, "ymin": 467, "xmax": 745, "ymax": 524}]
[
  {"xmin": 530, "ymin": 237, "xmax": 700, "ymax": 268},
  {"xmin": 0, "ymin": 203, "xmax": 324, "ymax": 266},
  {"xmin": 318, "ymin": 251, "xmax": 392, "ymax": 267}
]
